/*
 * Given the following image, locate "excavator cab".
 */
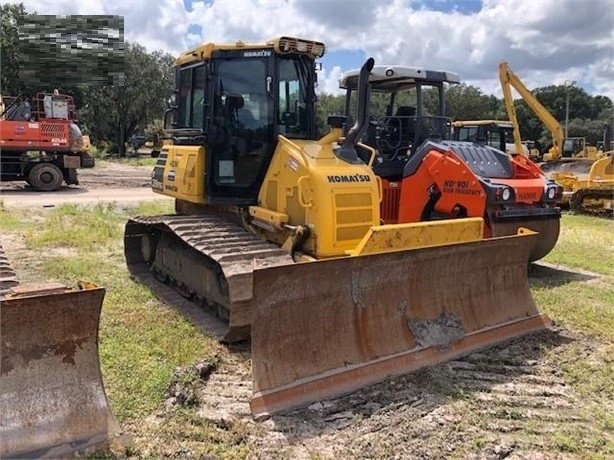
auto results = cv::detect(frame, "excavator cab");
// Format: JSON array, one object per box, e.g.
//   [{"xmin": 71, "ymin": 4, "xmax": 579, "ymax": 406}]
[{"xmin": 452, "ymin": 120, "xmax": 530, "ymax": 155}]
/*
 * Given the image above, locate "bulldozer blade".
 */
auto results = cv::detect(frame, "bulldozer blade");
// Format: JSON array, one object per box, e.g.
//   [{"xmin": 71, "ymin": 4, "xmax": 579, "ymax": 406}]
[
  {"xmin": 250, "ymin": 231, "xmax": 549, "ymax": 416},
  {"xmin": 0, "ymin": 285, "xmax": 117, "ymax": 458}
]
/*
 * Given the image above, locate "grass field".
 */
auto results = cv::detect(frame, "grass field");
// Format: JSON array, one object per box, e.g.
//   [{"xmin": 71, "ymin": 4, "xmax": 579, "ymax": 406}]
[{"xmin": 0, "ymin": 204, "xmax": 612, "ymax": 458}]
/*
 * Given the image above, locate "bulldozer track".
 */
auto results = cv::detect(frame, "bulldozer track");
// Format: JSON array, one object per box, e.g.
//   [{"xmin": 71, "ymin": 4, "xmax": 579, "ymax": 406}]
[
  {"xmin": 570, "ymin": 187, "xmax": 613, "ymax": 217},
  {"xmin": 0, "ymin": 244, "xmax": 18, "ymax": 294},
  {"xmin": 124, "ymin": 214, "xmax": 293, "ymax": 342}
]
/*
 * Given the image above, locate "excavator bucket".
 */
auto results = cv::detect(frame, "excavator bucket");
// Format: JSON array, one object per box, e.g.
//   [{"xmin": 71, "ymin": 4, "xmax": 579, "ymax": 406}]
[
  {"xmin": 0, "ymin": 282, "xmax": 117, "ymax": 458},
  {"xmin": 250, "ymin": 228, "xmax": 549, "ymax": 416}
]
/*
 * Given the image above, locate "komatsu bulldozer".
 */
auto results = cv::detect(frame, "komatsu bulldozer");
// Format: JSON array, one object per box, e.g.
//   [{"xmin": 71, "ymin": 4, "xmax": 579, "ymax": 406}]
[
  {"xmin": 338, "ymin": 66, "xmax": 562, "ymax": 261},
  {"xmin": 0, "ymin": 244, "xmax": 116, "ymax": 458},
  {"xmin": 124, "ymin": 37, "xmax": 550, "ymax": 416}
]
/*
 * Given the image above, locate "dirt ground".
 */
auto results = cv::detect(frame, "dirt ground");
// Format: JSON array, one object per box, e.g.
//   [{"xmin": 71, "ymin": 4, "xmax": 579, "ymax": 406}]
[
  {"xmin": 2, "ymin": 160, "xmax": 612, "ymax": 459},
  {"xmin": 0, "ymin": 159, "xmax": 165, "ymax": 207}
]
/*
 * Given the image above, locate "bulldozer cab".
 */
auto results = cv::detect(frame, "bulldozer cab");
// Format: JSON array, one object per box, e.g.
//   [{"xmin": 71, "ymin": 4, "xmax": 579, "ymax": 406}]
[
  {"xmin": 339, "ymin": 66, "xmax": 460, "ymax": 161},
  {"xmin": 166, "ymin": 38, "xmax": 323, "ymax": 204}
]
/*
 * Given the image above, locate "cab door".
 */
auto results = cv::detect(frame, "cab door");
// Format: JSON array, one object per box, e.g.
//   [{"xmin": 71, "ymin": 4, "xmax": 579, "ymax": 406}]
[{"xmin": 206, "ymin": 52, "xmax": 275, "ymax": 204}]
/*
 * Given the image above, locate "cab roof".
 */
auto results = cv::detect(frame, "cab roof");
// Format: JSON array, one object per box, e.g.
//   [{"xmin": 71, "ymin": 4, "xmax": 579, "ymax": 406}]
[
  {"xmin": 175, "ymin": 36, "xmax": 325, "ymax": 66},
  {"xmin": 452, "ymin": 120, "xmax": 515, "ymax": 128},
  {"xmin": 339, "ymin": 65, "xmax": 460, "ymax": 92}
]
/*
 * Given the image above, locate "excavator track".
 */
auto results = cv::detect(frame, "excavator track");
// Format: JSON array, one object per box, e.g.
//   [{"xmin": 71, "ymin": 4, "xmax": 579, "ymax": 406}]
[
  {"xmin": 569, "ymin": 188, "xmax": 614, "ymax": 217},
  {"xmin": 124, "ymin": 214, "xmax": 294, "ymax": 342}
]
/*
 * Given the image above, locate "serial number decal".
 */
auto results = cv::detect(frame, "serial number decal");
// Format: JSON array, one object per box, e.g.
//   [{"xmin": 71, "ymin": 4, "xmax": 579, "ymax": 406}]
[
  {"xmin": 443, "ymin": 179, "xmax": 482, "ymax": 196},
  {"xmin": 327, "ymin": 174, "xmax": 371, "ymax": 183},
  {"xmin": 287, "ymin": 156, "xmax": 299, "ymax": 171}
]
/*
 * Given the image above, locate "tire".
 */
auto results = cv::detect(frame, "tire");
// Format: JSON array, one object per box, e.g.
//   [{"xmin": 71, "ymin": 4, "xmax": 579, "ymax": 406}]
[{"xmin": 28, "ymin": 163, "xmax": 64, "ymax": 191}]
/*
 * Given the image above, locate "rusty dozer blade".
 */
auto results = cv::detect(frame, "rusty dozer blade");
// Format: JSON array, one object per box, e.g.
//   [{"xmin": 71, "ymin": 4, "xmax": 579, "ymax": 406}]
[
  {"xmin": 250, "ymin": 230, "xmax": 549, "ymax": 416},
  {"xmin": 0, "ymin": 283, "xmax": 118, "ymax": 458}
]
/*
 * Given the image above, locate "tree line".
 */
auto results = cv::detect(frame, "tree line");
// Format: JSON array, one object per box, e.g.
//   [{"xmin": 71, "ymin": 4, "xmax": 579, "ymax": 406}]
[{"xmin": 2, "ymin": 2, "xmax": 612, "ymax": 155}]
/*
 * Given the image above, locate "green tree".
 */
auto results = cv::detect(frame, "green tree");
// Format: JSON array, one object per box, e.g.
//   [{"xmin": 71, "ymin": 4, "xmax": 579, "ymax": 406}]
[
  {"xmin": 1, "ymin": 2, "xmax": 27, "ymax": 95},
  {"xmin": 510, "ymin": 84, "xmax": 613, "ymax": 150},
  {"xmin": 441, "ymin": 84, "xmax": 500, "ymax": 121},
  {"xmin": 80, "ymin": 42, "xmax": 174, "ymax": 155}
]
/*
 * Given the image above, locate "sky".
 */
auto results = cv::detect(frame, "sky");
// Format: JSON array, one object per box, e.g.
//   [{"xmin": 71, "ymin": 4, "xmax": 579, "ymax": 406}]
[{"xmin": 5, "ymin": 0, "xmax": 614, "ymax": 99}]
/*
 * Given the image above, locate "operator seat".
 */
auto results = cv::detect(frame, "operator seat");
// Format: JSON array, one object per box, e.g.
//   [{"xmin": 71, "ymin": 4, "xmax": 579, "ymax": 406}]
[{"xmin": 394, "ymin": 105, "xmax": 416, "ymax": 148}]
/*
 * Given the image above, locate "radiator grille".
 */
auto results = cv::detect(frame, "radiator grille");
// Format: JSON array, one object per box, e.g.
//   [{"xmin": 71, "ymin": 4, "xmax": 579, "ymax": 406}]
[{"xmin": 334, "ymin": 192, "xmax": 373, "ymax": 245}]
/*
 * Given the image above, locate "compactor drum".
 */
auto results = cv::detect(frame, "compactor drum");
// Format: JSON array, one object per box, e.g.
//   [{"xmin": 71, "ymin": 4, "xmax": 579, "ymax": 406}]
[
  {"xmin": 125, "ymin": 38, "xmax": 550, "ymax": 415},
  {"xmin": 0, "ymin": 246, "xmax": 116, "ymax": 458}
]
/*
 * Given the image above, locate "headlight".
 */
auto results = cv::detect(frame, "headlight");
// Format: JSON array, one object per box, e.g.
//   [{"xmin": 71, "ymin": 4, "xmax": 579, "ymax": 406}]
[
  {"xmin": 502, "ymin": 188, "xmax": 511, "ymax": 201},
  {"xmin": 547, "ymin": 187, "xmax": 556, "ymax": 200}
]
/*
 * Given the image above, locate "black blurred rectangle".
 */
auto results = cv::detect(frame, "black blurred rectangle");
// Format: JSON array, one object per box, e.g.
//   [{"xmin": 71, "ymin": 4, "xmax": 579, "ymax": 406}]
[{"xmin": 18, "ymin": 15, "xmax": 124, "ymax": 86}]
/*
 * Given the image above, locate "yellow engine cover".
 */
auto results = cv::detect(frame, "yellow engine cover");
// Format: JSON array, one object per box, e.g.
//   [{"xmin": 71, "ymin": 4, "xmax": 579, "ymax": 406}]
[
  {"xmin": 256, "ymin": 134, "xmax": 381, "ymax": 258},
  {"xmin": 152, "ymin": 144, "xmax": 208, "ymax": 204}
]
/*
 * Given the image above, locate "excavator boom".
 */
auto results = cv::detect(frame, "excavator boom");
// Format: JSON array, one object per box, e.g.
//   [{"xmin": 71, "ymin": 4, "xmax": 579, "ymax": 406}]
[{"xmin": 499, "ymin": 62, "xmax": 565, "ymax": 160}]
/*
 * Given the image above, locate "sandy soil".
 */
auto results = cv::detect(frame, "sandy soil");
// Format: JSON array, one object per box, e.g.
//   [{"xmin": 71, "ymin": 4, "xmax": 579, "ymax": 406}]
[{"xmin": 0, "ymin": 160, "xmax": 171, "ymax": 208}]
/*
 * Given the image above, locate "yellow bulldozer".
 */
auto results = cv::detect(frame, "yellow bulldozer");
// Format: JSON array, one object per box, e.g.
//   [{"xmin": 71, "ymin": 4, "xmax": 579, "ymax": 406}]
[
  {"xmin": 0, "ymin": 244, "xmax": 117, "ymax": 458},
  {"xmin": 124, "ymin": 37, "xmax": 550, "ymax": 416}
]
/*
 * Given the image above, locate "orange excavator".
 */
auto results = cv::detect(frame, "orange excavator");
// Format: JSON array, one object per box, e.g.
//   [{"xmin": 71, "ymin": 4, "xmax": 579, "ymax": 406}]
[
  {"xmin": 0, "ymin": 92, "xmax": 94, "ymax": 191},
  {"xmin": 339, "ymin": 65, "xmax": 562, "ymax": 261}
]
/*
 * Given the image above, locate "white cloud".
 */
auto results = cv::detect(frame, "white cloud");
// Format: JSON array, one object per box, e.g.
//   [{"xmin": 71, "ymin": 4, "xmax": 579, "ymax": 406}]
[
  {"xmin": 3, "ymin": 0, "xmax": 612, "ymax": 98},
  {"xmin": 317, "ymin": 65, "xmax": 345, "ymax": 96}
]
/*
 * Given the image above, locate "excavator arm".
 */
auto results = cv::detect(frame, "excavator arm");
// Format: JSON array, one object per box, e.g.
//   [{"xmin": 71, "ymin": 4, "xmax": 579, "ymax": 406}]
[{"xmin": 498, "ymin": 62, "xmax": 564, "ymax": 161}]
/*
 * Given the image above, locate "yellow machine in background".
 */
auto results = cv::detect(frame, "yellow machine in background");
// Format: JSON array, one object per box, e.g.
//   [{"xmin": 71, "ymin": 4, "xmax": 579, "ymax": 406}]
[
  {"xmin": 499, "ymin": 62, "xmax": 613, "ymax": 215},
  {"xmin": 452, "ymin": 119, "xmax": 532, "ymax": 156},
  {"xmin": 124, "ymin": 37, "xmax": 549, "ymax": 416},
  {"xmin": 552, "ymin": 154, "xmax": 614, "ymax": 215}
]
